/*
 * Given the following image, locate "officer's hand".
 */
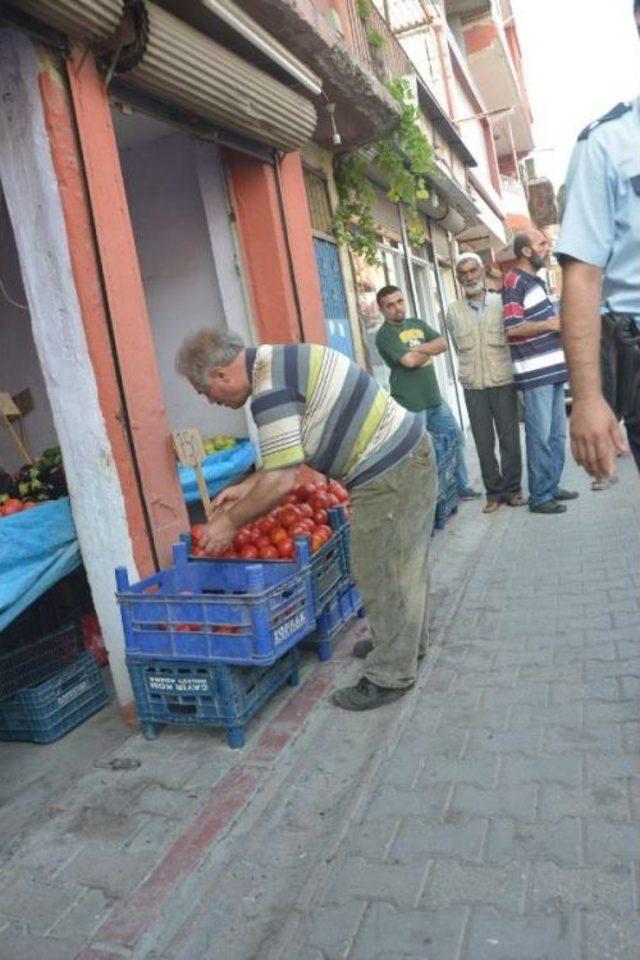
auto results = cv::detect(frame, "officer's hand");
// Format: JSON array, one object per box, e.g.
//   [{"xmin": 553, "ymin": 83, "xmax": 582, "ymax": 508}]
[{"xmin": 570, "ymin": 396, "xmax": 628, "ymax": 478}]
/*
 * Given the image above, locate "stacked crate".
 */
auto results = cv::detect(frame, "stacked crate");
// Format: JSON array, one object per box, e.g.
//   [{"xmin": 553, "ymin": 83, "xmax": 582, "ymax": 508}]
[
  {"xmin": 432, "ymin": 433, "xmax": 460, "ymax": 530},
  {"xmin": 304, "ymin": 507, "xmax": 365, "ymax": 661},
  {"xmin": 0, "ymin": 623, "xmax": 109, "ymax": 743},
  {"xmin": 116, "ymin": 539, "xmax": 315, "ymax": 748}
]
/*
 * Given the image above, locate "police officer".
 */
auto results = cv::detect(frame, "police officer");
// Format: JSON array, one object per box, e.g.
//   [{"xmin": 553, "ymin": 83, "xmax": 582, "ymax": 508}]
[{"xmin": 555, "ymin": 0, "xmax": 640, "ymax": 478}]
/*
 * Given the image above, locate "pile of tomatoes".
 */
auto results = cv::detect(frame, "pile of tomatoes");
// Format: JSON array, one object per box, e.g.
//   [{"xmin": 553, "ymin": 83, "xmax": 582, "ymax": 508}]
[
  {"xmin": 190, "ymin": 478, "xmax": 350, "ymax": 561},
  {"xmin": 0, "ymin": 497, "xmax": 40, "ymax": 518}
]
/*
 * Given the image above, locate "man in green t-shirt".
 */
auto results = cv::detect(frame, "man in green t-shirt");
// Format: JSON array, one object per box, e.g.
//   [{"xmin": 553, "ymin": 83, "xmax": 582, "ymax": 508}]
[{"xmin": 375, "ymin": 285, "xmax": 479, "ymax": 499}]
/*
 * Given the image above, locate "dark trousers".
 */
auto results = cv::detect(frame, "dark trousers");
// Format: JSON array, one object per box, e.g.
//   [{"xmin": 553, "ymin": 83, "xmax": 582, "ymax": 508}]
[
  {"xmin": 464, "ymin": 383, "xmax": 522, "ymax": 501},
  {"xmin": 601, "ymin": 314, "xmax": 640, "ymax": 470}
]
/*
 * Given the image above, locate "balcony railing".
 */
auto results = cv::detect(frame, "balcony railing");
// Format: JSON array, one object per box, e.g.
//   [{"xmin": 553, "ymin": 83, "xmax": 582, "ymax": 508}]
[{"xmin": 344, "ymin": 0, "xmax": 415, "ymax": 83}]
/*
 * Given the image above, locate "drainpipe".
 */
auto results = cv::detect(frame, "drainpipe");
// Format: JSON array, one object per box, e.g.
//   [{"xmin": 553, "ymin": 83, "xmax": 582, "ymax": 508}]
[
  {"xmin": 427, "ymin": 219, "xmax": 465, "ymax": 429},
  {"xmin": 398, "ymin": 203, "xmax": 420, "ymax": 316}
]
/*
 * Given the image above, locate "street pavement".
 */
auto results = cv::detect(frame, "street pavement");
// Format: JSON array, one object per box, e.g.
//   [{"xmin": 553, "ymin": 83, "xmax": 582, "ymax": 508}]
[{"xmin": 0, "ymin": 451, "xmax": 638, "ymax": 959}]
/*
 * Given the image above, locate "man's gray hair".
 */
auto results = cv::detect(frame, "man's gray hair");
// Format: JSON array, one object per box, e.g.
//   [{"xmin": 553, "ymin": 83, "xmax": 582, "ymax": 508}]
[{"xmin": 175, "ymin": 328, "xmax": 245, "ymax": 387}]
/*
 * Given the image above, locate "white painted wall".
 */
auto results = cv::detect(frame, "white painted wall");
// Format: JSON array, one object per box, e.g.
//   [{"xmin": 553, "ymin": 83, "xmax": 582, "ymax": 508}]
[
  {"xmin": 0, "ymin": 30, "xmax": 137, "ymax": 704},
  {"xmin": 0, "ymin": 206, "xmax": 58, "ymax": 472},
  {"xmin": 116, "ymin": 127, "xmax": 250, "ymax": 442}
]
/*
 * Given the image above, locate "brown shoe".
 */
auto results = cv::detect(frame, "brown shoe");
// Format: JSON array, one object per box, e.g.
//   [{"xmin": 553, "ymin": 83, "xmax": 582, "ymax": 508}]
[
  {"xmin": 506, "ymin": 494, "xmax": 526, "ymax": 507},
  {"xmin": 483, "ymin": 500, "xmax": 501, "ymax": 514}
]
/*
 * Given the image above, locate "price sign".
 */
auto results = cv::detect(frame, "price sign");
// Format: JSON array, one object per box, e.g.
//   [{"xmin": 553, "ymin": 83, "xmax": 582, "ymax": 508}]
[
  {"xmin": 172, "ymin": 428, "xmax": 211, "ymax": 516},
  {"xmin": 172, "ymin": 428, "xmax": 206, "ymax": 467}
]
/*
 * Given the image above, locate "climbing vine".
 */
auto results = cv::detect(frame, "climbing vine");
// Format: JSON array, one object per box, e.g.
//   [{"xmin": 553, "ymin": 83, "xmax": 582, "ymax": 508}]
[{"xmin": 332, "ymin": 77, "xmax": 435, "ymax": 265}]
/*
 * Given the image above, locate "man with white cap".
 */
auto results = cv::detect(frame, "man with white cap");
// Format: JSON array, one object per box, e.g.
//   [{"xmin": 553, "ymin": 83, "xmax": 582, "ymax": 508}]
[{"xmin": 446, "ymin": 253, "xmax": 524, "ymax": 513}]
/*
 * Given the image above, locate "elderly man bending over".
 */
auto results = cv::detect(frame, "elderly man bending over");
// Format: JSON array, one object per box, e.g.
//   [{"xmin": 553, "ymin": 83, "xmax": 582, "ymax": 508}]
[{"xmin": 176, "ymin": 330, "xmax": 437, "ymax": 712}]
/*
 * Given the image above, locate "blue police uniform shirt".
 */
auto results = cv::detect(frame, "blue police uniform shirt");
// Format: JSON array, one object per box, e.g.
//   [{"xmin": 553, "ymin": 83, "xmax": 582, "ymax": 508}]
[{"xmin": 555, "ymin": 98, "xmax": 640, "ymax": 316}]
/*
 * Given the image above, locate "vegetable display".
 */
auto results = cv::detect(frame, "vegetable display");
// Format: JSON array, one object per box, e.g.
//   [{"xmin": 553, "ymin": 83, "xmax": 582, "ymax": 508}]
[
  {"xmin": 0, "ymin": 446, "xmax": 68, "ymax": 518},
  {"xmin": 190, "ymin": 478, "xmax": 350, "ymax": 560}
]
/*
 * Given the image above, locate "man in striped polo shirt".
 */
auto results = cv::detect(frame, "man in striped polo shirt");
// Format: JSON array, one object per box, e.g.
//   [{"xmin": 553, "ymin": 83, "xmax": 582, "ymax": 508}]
[
  {"xmin": 502, "ymin": 231, "xmax": 578, "ymax": 514},
  {"xmin": 176, "ymin": 329, "xmax": 437, "ymax": 711}
]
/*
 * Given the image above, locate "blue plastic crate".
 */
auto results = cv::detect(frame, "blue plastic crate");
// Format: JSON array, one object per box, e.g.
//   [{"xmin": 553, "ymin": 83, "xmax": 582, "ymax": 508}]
[
  {"xmin": 434, "ymin": 484, "xmax": 460, "ymax": 531},
  {"xmin": 304, "ymin": 582, "xmax": 365, "ymax": 661},
  {"xmin": 127, "ymin": 647, "xmax": 300, "ymax": 748},
  {"xmin": 0, "ymin": 652, "xmax": 109, "ymax": 743},
  {"xmin": 0, "ymin": 621, "xmax": 80, "ymax": 701},
  {"xmin": 309, "ymin": 507, "xmax": 351, "ymax": 615},
  {"xmin": 116, "ymin": 540, "xmax": 314, "ymax": 666}
]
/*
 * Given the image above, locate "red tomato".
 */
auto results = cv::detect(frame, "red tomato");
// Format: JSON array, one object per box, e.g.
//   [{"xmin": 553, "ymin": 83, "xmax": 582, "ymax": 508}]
[
  {"xmin": 297, "ymin": 502, "xmax": 313, "ymax": 519},
  {"xmin": 258, "ymin": 516, "xmax": 276, "ymax": 534},
  {"xmin": 289, "ymin": 523, "xmax": 309, "ymax": 538},
  {"xmin": 301, "ymin": 483, "xmax": 317, "ymax": 501},
  {"xmin": 258, "ymin": 545, "xmax": 279, "ymax": 560},
  {"xmin": 300, "ymin": 518, "xmax": 315, "ymax": 532},
  {"xmin": 239, "ymin": 544, "xmax": 259, "ymax": 560},
  {"xmin": 310, "ymin": 534, "xmax": 324, "ymax": 553},
  {"xmin": 270, "ymin": 527, "xmax": 288, "ymax": 546},
  {"xmin": 313, "ymin": 508, "xmax": 328, "ymax": 526},
  {"xmin": 310, "ymin": 492, "xmax": 330, "ymax": 512},
  {"xmin": 233, "ymin": 528, "xmax": 251, "ymax": 550},
  {"xmin": 279, "ymin": 505, "xmax": 300, "ymax": 528},
  {"xmin": 282, "ymin": 493, "xmax": 298, "ymax": 505},
  {"xmin": 277, "ymin": 538, "xmax": 295, "ymax": 559},
  {"xmin": 315, "ymin": 525, "xmax": 333, "ymax": 543},
  {"xmin": 248, "ymin": 527, "xmax": 262, "ymax": 544},
  {"xmin": 2, "ymin": 499, "xmax": 23, "ymax": 516},
  {"xmin": 326, "ymin": 492, "xmax": 341, "ymax": 508},
  {"xmin": 21, "ymin": 501, "xmax": 39, "ymax": 510},
  {"xmin": 191, "ymin": 523, "xmax": 205, "ymax": 542},
  {"xmin": 254, "ymin": 534, "xmax": 270, "ymax": 549}
]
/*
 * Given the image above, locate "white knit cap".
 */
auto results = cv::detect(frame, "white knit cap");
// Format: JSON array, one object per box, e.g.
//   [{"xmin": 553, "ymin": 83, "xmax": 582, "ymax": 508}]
[{"xmin": 455, "ymin": 251, "xmax": 484, "ymax": 269}]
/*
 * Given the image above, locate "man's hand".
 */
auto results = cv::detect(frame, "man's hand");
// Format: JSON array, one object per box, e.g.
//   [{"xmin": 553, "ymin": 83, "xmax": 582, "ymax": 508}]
[
  {"xmin": 199, "ymin": 511, "xmax": 236, "ymax": 555},
  {"xmin": 570, "ymin": 395, "xmax": 628, "ymax": 478},
  {"xmin": 544, "ymin": 317, "xmax": 561, "ymax": 333},
  {"xmin": 210, "ymin": 482, "xmax": 246, "ymax": 512}
]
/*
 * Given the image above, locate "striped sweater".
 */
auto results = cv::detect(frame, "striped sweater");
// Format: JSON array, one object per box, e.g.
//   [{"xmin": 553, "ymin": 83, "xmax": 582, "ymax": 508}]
[
  {"xmin": 502, "ymin": 269, "xmax": 567, "ymax": 390},
  {"xmin": 246, "ymin": 344, "xmax": 423, "ymax": 488}
]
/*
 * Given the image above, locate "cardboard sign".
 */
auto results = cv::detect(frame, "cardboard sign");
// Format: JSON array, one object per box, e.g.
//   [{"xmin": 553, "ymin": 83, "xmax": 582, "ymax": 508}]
[
  {"xmin": 172, "ymin": 428, "xmax": 211, "ymax": 515},
  {"xmin": 172, "ymin": 428, "xmax": 206, "ymax": 467}
]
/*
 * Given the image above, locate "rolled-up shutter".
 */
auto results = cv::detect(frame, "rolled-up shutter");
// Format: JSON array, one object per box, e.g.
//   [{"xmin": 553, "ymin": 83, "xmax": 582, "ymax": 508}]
[
  {"xmin": 11, "ymin": 0, "xmax": 124, "ymax": 44},
  {"xmin": 116, "ymin": 2, "xmax": 317, "ymax": 152}
]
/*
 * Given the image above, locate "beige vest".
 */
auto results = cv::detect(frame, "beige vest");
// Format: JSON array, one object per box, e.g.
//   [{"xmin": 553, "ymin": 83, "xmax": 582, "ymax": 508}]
[{"xmin": 446, "ymin": 293, "xmax": 514, "ymax": 390}]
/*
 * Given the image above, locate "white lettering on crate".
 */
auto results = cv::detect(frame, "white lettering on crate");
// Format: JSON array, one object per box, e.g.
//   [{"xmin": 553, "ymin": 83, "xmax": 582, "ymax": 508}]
[
  {"xmin": 56, "ymin": 679, "xmax": 90, "ymax": 708},
  {"xmin": 274, "ymin": 611, "xmax": 307, "ymax": 646},
  {"xmin": 147, "ymin": 677, "xmax": 210, "ymax": 694}
]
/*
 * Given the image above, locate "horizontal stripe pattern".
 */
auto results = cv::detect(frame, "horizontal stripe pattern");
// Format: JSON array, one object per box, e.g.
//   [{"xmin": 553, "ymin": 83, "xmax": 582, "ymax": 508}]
[
  {"xmin": 250, "ymin": 344, "xmax": 422, "ymax": 486},
  {"xmin": 503, "ymin": 269, "xmax": 567, "ymax": 390}
]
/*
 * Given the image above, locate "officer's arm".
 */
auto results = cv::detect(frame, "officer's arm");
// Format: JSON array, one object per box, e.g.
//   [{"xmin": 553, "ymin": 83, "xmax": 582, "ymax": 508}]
[{"xmin": 561, "ymin": 258, "xmax": 627, "ymax": 477}]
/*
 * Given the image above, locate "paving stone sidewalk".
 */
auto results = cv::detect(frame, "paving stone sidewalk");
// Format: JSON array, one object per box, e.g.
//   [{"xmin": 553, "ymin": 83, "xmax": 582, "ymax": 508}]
[
  {"xmin": 280, "ymin": 456, "xmax": 639, "ymax": 960},
  {"xmin": 0, "ymin": 454, "xmax": 638, "ymax": 960}
]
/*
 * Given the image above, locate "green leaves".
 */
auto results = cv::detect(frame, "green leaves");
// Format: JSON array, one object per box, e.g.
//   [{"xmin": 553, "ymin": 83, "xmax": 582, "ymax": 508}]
[{"xmin": 332, "ymin": 76, "xmax": 434, "ymax": 263}]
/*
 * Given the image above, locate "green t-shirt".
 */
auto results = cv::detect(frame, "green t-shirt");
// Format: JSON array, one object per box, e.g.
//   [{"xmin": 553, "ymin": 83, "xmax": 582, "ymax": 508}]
[{"xmin": 375, "ymin": 318, "xmax": 442, "ymax": 412}]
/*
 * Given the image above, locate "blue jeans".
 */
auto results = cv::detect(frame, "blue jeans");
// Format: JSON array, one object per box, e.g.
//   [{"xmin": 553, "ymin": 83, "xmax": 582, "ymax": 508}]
[
  {"xmin": 424, "ymin": 401, "xmax": 470, "ymax": 493},
  {"xmin": 522, "ymin": 383, "xmax": 567, "ymax": 508}
]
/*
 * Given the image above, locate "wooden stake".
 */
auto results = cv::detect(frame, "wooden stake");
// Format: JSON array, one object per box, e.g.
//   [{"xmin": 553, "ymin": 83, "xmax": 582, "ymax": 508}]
[{"xmin": 0, "ymin": 402, "xmax": 33, "ymax": 465}]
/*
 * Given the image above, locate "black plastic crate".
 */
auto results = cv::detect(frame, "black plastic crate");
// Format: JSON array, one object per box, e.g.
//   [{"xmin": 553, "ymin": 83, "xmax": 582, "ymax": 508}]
[
  {"xmin": 127, "ymin": 647, "xmax": 300, "ymax": 749},
  {"xmin": 0, "ymin": 622, "xmax": 80, "ymax": 701},
  {"xmin": 0, "ymin": 652, "xmax": 109, "ymax": 743}
]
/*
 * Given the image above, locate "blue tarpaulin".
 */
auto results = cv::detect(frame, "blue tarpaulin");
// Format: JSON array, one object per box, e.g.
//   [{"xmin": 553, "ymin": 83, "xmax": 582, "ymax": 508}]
[
  {"xmin": 0, "ymin": 497, "xmax": 81, "ymax": 632},
  {"xmin": 177, "ymin": 439, "xmax": 255, "ymax": 504}
]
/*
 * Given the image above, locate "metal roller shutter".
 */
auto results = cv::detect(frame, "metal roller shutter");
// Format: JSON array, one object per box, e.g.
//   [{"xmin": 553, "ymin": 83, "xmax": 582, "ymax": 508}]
[
  {"xmin": 10, "ymin": 0, "xmax": 124, "ymax": 44},
  {"xmin": 116, "ymin": 1, "xmax": 317, "ymax": 152}
]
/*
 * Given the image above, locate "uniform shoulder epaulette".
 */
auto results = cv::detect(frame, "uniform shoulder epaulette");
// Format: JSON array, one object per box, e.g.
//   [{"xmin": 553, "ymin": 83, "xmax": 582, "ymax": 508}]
[{"xmin": 577, "ymin": 102, "xmax": 632, "ymax": 141}]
